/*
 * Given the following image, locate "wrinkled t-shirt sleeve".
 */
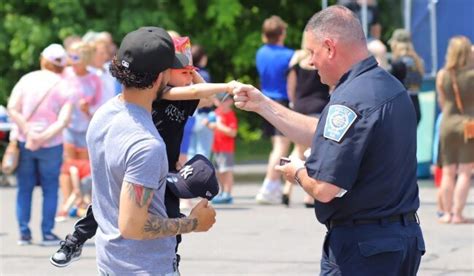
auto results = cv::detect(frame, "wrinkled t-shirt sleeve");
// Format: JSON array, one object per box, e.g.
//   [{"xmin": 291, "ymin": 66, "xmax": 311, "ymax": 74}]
[{"xmin": 124, "ymin": 138, "xmax": 164, "ymax": 190}]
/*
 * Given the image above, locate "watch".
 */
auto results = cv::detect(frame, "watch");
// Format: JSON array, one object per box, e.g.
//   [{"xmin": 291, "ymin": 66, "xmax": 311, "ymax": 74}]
[{"xmin": 294, "ymin": 167, "xmax": 306, "ymax": 186}]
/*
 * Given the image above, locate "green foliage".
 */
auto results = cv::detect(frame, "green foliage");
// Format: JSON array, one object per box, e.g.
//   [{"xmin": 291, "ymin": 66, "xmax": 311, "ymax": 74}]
[{"xmin": 0, "ymin": 0, "xmax": 402, "ymax": 151}]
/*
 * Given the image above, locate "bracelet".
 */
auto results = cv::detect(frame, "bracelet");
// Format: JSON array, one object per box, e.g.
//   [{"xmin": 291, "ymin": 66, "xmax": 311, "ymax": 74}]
[{"xmin": 294, "ymin": 167, "xmax": 306, "ymax": 186}]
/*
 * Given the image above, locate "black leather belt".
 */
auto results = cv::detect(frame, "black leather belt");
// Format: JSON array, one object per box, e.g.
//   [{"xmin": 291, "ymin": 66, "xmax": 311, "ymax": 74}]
[{"xmin": 327, "ymin": 212, "xmax": 419, "ymax": 230}]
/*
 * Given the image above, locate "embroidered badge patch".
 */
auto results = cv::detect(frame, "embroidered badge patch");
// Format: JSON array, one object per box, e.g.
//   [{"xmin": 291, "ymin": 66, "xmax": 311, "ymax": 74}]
[{"xmin": 323, "ymin": 105, "xmax": 357, "ymax": 142}]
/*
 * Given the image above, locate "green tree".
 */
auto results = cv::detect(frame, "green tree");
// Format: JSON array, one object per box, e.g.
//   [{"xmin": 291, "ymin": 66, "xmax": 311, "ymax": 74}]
[{"xmin": 0, "ymin": 0, "xmax": 401, "ymax": 148}]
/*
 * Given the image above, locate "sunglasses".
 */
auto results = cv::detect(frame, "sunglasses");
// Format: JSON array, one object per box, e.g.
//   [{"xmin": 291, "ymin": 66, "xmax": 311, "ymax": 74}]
[{"xmin": 68, "ymin": 54, "xmax": 81, "ymax": 62}]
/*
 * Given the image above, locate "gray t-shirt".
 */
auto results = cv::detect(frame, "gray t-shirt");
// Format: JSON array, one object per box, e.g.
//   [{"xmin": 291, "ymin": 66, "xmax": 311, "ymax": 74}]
[{"xmin": 87, "ymin": 95, "xmax": 176, "ymax": 275}]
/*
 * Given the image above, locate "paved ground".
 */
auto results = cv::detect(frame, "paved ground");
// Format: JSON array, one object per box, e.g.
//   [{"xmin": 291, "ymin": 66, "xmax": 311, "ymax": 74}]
[{"xmin": 0, "ymin": 178, "xmax": 473, "ymax": 275}]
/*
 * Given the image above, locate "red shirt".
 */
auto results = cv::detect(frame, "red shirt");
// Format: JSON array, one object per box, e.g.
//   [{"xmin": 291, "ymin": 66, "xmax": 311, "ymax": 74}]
[{"xmin": 212, "ymin": 107, "xmax": 237, "ymax": 153}]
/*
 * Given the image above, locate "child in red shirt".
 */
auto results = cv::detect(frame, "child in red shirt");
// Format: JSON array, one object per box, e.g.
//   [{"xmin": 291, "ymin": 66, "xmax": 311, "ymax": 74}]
[
  {"xmin": 206, "ymin": 94, "xmax": 238, "ymax": 204},
  {"xmin": 56, "ymin": 159, "xmax": 92, "ymax": 221}
]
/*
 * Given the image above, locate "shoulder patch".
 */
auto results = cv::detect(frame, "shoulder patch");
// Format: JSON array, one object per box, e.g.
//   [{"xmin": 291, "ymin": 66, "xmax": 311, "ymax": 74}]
[{"xmin": 323, "ymin": 105, "xmax": 358, "ymax": 142}]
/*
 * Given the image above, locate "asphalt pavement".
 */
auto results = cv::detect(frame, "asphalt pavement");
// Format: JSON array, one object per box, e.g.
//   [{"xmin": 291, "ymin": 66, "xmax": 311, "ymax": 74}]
[{"xmin": 0, "ymin": 174, "xmax": 473, "ymax": 275}]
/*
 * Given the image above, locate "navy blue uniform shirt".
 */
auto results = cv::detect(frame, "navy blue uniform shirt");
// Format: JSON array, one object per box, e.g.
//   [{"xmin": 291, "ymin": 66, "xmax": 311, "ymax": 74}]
[{"xmin": 305, "ymin": 56, "xmax": 420, "ymax": 224}]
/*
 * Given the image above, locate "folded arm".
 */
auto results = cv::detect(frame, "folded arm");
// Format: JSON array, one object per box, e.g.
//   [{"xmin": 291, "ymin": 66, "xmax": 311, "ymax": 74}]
[{"xmin": 37, "ymin": 102, "xmax": 72, "ymax": 142}]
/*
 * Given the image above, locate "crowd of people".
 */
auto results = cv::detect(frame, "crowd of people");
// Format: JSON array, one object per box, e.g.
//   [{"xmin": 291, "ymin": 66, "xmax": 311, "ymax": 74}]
[{"xmin": 1, "ymin": 2, "xmax": 473, "ymax": 275}]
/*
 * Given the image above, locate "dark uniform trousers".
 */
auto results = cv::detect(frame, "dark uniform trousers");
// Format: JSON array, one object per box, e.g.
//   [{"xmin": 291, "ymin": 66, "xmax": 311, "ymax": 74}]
[{"xmin": 320, "ymin": 218, "xmax": 425, "ymax": 276}]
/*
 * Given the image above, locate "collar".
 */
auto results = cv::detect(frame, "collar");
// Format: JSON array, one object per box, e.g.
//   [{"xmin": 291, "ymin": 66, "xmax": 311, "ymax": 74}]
[{"xmin": 334, "ymin": 56, "xmax": 378, "ymax": 90}]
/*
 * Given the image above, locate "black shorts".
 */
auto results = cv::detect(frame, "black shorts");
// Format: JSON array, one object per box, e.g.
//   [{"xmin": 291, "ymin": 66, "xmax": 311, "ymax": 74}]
[{"xmin": 262, "ymin": 99, "xmax": 289, "ymax": 137}]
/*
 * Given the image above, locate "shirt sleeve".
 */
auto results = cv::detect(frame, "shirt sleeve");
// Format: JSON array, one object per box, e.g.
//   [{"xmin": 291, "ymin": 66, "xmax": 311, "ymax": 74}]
[
  {"xmin": 305, "ymin": 106, "xmax": 379, "ymax": 191},
  {"xmin": 124, "ymin": 138, "xmax": 164, "ymax": 190}
]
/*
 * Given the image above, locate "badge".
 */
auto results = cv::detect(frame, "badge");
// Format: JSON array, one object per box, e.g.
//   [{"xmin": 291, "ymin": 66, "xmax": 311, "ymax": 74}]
[{"xmin": 323, "ymin": 105, "xmax": 357, "ymax": 142}]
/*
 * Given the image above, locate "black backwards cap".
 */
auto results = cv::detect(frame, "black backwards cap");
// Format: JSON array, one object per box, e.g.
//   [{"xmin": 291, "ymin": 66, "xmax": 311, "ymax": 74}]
[
  {"xmin": 117, "ymin": 26, "xmax": 177, "ymax": 76},
  {"xmin": 166, "ymin": 154, "xmax": 219, "ymax": 200}
]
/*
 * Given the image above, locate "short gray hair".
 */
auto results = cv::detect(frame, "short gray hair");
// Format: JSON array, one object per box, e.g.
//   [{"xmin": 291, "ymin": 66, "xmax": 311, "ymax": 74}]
[{"xmin": 305, "ymin": 5, "xmax": 366, "ymax": 44}]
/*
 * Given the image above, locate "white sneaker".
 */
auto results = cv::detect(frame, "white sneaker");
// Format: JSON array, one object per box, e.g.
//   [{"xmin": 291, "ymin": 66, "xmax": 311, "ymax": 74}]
[{"xmin": 255, "ymin": 189, "xmax": 282, "ymax": 205}]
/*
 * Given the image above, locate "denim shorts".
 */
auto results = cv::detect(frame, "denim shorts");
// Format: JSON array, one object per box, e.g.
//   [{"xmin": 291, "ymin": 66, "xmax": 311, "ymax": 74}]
[{"xmin": 63, "ymin": 128, "xmax": 87, "ymax": 148}]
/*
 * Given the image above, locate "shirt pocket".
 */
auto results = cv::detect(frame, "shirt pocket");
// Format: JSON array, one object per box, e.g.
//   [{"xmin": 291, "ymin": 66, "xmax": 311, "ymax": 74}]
[{"xmin": 416, "ymin": 236, "xmax": 426, "ymax": 256}]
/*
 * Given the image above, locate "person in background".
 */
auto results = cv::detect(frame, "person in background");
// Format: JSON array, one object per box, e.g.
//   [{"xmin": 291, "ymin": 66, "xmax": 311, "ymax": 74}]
[
  {"xmin": 367, "ymin": 38, "xmax": 389, "ymax": 70},
  {"xmin": 82, "ymin": 30, "xmax": 120, "ymax": 98},
  {"xmin": 389, "ymin": 29, "xmax": 424, "ymax": 125},
  {"xmin": 255, "ymin": 15, "xmax": 294, "ymax": 204},
  {"xmin": 431, "ymin": 112, "xmax": 444, "ymax": 218},
  {"xmin": 207, "ymin": 94, "xmax": 238, "ymax": 204},
  {"xmin": 7, "ymin": 44, "xmax": 73, "ymax": 246},
  {"xmin": 62, "ymin": 41, "xmax": 102, "ymax": 161},
  {"xmin": 282, "ymin": 32, "xmax": 330, "ymax": 207},
  {"xmin": 436, "ymin": 36, "xmax": 474, "ymax": 224},
  {"xmin": 88, "ymin": 38, "xmax": 117, "ymax": 105},
  {"xmin": 188, "ymin": 44, "xmax": 215, "ymax": 159},
  {"xmin": 56, "ymin": 158, "xmax": 92, "ymax": 221},
  {"xmin": 340, "ymin": 0, "xmax": 381, "ymax": 40},
  {"xmin": 338, "ymin": 0, "xmax": 382, "ymax": 42}
]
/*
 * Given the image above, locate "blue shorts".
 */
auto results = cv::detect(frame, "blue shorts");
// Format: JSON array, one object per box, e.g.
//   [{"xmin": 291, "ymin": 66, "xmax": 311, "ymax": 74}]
[{"xmin": 63, "ymin": 128, "xmax": 87, "ymax": 149}]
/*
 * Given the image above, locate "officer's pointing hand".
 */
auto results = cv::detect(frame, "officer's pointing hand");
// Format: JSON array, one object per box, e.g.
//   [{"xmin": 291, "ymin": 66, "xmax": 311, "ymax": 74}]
[{"xmin": 233, "ymin": 84, "xmax": 266, "ymax": 113}]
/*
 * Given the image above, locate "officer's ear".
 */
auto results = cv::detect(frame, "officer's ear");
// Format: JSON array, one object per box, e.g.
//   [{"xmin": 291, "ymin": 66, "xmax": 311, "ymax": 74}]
[{"xmin": 323, "ymin": 38, "xmax": 336, "ymax": 59}]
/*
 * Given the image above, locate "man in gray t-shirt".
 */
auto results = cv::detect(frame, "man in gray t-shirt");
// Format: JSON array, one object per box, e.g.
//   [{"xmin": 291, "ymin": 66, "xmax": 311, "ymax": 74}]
[{"xmin": 87, "ymin": 26, "xmax": 216, "ymax": 275}]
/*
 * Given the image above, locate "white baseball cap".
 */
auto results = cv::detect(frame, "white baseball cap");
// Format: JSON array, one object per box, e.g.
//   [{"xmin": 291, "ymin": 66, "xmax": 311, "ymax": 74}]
[{"xmin": 41, "ymin": 43, "xmax": 67, "ymax": 67}]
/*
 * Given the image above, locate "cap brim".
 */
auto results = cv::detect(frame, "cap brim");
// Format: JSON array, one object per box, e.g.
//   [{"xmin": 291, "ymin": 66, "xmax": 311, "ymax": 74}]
[
  {"xmin": 171, "ymin": 53, "xmax": 190, "ymax": 69},
  {"xmin": 166, "ymin": 173, "xmax": 195, "ymax": 199}
]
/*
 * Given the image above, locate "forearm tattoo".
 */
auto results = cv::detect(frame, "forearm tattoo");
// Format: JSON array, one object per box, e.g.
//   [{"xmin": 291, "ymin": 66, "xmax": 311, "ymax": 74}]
[
  {"xmin": 143, "ymin": 215, "xmax": 198, "ymax": 239},
  {"xmin": 127, "ymin": 183, "xmax": 153, "ymax": 208}
]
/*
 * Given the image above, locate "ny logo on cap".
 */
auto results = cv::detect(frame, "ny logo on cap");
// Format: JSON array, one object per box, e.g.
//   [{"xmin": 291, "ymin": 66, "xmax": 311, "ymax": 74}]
[
  {"xmin": 121, "ymin": 60, "xmax": 130, "ymax": 68},
  {"xmin": 180, "ymin": 165, "xmax": 194, "ymax": 179},
  {"xmin": 205, "ymin": 191, "xmax": 212, "ymax": 198}
]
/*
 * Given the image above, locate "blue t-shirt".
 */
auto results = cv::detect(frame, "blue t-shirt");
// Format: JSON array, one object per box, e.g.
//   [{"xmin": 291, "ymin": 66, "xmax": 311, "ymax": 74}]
[
  {"xmin": 87, "ymin": 96, "xmax": 175, "ymax": 275},
  {"xmin": 306, "ymin": 57, "xmax": 420, "ymax": 224},
  {"xmin": 256, "ymin": 44, "xmax": 294, "ymax": 100}
]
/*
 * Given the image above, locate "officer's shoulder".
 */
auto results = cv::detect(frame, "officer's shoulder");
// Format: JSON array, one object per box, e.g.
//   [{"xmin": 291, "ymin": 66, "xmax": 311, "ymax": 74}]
[{"xmin": 337, "ymin": 69, "xmax": 405, "ymax": 115}]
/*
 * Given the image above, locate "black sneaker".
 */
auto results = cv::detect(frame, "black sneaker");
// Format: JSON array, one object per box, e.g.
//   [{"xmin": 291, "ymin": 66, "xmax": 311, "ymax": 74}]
[
  {"xmin": 49, "ymin": 234, "xmax": 83, "ymax": 267},
  {"xmin": 17, "ymin": 234, "xmax": 32, "ymax": 246}
]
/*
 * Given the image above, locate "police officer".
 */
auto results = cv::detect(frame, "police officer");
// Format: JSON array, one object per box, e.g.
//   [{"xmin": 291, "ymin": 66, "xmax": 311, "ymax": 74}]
[{"xmin": 233, "ymin": 5, "xmax": 425, "ymax": 275}]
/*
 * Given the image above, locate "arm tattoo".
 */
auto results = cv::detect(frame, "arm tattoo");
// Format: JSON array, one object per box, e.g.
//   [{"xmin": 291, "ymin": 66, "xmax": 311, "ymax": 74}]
[
  {"xmin": 143, "ymin": 215, "xmax": 198, "ymax": 239},
  {"xmin": 127, "ymin": 183, "xmax": 153, "ymax": 208},
  {"xmin": 179, "ymin": 217, "xmax": 198, "ymax": 234}
]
